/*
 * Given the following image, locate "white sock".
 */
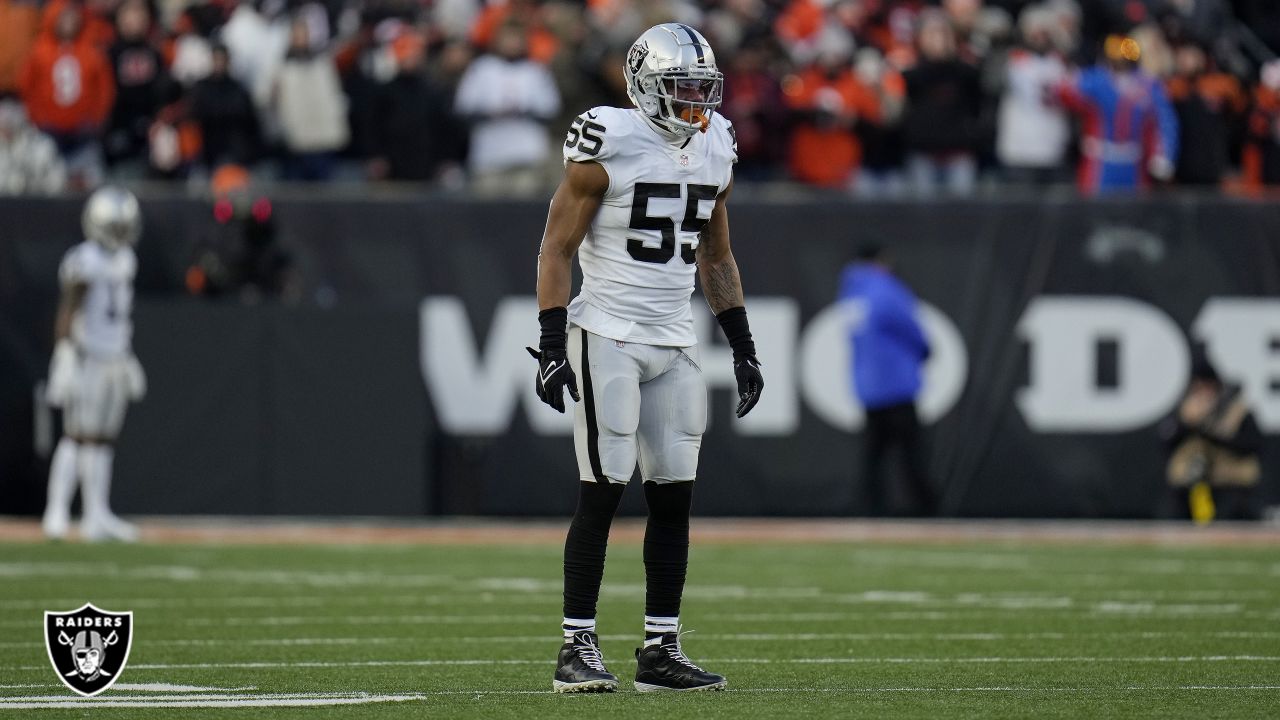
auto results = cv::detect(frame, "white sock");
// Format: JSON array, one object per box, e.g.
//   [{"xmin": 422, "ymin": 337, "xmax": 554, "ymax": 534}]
[
  {"xmin": 79, "ymin": 444, "xmax": 115, "ymax": 528},
  {"xmin": 43, "ymin": 438, "xmax": 79, "ymax": 529},
  {"xmin": 563, "ymin": 617, "xmax": 596, "ymax": 640},
  {"xmin": 643, "ymin": 615, "xmax": 678, "ymax": 646}
]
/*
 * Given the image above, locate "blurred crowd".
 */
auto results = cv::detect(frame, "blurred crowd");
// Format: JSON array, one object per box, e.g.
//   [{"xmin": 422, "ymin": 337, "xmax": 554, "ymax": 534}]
[{"xmin": 2, "ymin": 0, "xmax": 1280, "ymax": 197}]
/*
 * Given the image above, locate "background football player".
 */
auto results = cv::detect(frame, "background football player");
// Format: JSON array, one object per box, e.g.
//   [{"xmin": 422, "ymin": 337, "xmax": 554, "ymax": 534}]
[
  {"xmin": 42, "ymin": 186, "xmax": 146, "ymax": 542},
  {"xmin": 530, "ymin": 23, "xmax": 763, "ymax": 693}
]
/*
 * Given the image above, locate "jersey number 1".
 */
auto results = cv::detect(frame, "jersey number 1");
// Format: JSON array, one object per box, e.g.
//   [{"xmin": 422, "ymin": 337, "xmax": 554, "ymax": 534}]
[{"xmin": 627, "ymin": 183, "xmax": 718, "ymax": 264}]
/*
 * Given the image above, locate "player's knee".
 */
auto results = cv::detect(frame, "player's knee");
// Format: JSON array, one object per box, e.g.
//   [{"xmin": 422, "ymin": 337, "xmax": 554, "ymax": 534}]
[
  {"xmin": 598, "ymin": 437, "xmax": 639, "ymax": 484},
  {"xmin": 657, "ymin": 435, "xmax": 701, "ymax": 482},
  {"xmin": 644, "ymin": 480, "xmax": 694, "ymax": 525},
  {"xmin": 571, "ymin": 480, "xmax": 626, "ymax": 531}
]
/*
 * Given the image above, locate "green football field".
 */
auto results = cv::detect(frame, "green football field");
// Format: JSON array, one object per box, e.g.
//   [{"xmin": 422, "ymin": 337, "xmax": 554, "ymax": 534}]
[{"xmin": 2, "ymin": 523, "xmax": 1278, "ymax": 718}]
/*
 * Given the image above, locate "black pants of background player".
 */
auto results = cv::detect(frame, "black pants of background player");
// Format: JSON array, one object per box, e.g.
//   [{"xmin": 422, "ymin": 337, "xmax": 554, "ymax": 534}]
[{"xmin": 861, "ymin": 402, "xmax": 937, "ymax": 516}]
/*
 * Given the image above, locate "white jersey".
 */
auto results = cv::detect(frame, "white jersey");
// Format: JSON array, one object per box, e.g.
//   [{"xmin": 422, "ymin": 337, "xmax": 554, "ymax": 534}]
[
  {"xmin": 59, "ymin": 241, "xmax": 136, "ymax": 359},
  {"xmin": 563, "ymin": 106, "xmax": 737, "ymax": 346}
]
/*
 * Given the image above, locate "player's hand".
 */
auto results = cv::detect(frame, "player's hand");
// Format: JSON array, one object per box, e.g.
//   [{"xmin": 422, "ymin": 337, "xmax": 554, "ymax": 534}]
[
  {"xmin": 46, "ymin": 340, "xmax": 79, "ymax": 408},
  {"xmin": 124, "ymin": 353, "xmax": 147, "ymax": 401},
  {"xmin": 733, "ymin": 354, "xmax": 764, "ymax": 418},
  {"xmin": 526, "ymin": 346, "xmax": 580, "ymax": 413}
]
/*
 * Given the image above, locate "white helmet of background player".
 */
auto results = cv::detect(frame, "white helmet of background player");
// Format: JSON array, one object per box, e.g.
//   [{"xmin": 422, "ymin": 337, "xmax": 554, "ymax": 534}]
[
  {"xmin": 624, "ymin": 23, "xmax": 724, "ymax": 142},
  {"xmin": 82, "ymin": 186, "xmax": 142, "ymax": 251}
]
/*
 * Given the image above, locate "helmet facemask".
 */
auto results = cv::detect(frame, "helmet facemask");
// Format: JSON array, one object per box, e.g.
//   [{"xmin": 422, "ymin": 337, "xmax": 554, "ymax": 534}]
[
  {"xmin": 648, "ymin": 71, "xmax": 723, "ymax": 138},
  {"xmin": 625, "ymin": 24, "xmax": 724, "ymax": 142}
]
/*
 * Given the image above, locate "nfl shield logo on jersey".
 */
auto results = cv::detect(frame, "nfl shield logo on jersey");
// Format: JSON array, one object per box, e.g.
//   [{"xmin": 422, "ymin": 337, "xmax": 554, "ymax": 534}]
[{"xmin": 44, "ymin": 603, "xmax": 133, "ymax": 697}]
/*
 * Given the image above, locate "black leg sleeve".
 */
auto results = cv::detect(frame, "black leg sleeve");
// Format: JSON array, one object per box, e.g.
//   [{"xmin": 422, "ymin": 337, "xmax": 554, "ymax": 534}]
[
  {"xmin": 642, "ymin": 480, "xmax": 694, "ymax": 619},
  {"xmin": 563, "ymin": 480, "xmax": 626, "ymax": 620}
]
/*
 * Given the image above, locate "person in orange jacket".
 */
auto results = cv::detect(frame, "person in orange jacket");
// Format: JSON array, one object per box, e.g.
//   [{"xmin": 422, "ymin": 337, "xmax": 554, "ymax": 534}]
[
  {"xmin": 783, "ymin": 28, "xmax": 884, "ymax": 190},
  {"xmin": 19, "ymin": 1, "xmax": 115, "ymax": 188},
  {"xmin": 0, "ymin": 0, "xmax": 41, "ymax": 95}
]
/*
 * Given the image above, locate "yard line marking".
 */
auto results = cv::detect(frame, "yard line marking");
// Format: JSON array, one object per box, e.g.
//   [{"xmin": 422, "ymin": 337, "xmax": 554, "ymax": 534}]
[
  {"xmin": 1, "ymin": 603, "xmax": 1267, "ymax": 630},
  {"xmin": 110, "ymin": 684, "xmax": 258, "ymax": 692},
  {"xmin": 0, "ymin": 692, "xmax": 426, "ymax": 709},
  {"xmin": 0, "ymin": 563, "xmax": 456, "ymax": 588},
  {"xmin": 15, "ymin": 685, "xmax": 1262, "ymax": 701},
  {"xmin": 409, "ymin": 685, "xmax": 1280, "ymax": 696},
  {"xmin": 4, "ymin": 629, "xmax": 1279, "ymax": 649},
  {"xmin": 0, "ymin": 684, "xmax": 57, "ymax": 689},
  {"xmin": 3, "ymin": 587, "xmax": 1270, "ymax": 612},
  {"xmin": 13, "ymin": 655, "xmax": 1279, "ymax": 672}
]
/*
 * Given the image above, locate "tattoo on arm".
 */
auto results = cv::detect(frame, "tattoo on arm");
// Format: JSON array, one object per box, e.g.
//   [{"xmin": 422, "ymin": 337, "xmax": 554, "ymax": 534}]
[{"xmin": 700, "ymin": 254, "xmax": 745, "ymax": 315}]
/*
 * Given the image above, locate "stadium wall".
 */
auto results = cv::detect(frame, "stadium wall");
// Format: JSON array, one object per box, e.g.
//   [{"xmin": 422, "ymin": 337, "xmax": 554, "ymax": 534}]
[{"xmin": 1, "ymin": 194, "xmax": 1277, "ymax": 518}]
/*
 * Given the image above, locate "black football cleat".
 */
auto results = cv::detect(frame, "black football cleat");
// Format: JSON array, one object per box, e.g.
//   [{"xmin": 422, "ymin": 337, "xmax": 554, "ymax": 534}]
[
  {"xmin": 633, "ymin": 631, "xmax": 727, "ymax": 692},
  {"xmin": 553, "ymin": 631, "xmax": 618, "ymax": 693}
]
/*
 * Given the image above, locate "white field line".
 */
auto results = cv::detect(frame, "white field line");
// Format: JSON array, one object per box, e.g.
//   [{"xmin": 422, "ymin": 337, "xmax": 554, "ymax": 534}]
[
  {"xmin": 3, "ymin": 686, "xmax": 1279, "ymax": 708},
  {"xmin": 3, "ymin": 556, "xmax": 1276, "ymax": 588},
  {"xmin": 12, "ymin": 655, "xmax": 1280, "ymax": 672},
  {"xmin": 5, "ymin": 629, "xmax": 1279, "ymax": 650},
  {"xmin": 3, "ymin": 587, "xmax": 1272, "ymax": 612},
  {"xmin": 0, "ymin": 685, "xmax": 57, "ymax": 689},
  {"xmin": 0, "ymin": 692, "xmax": 425, "ymax": 709},
  {"xmin": 2, "ymin": 599, "xmax": 1258, "ymax": 631},
  {"xmin": 349, "ymin": 686, "xmax": 1280, "ymax": 696},
  {"xmin": 0, "ymin": 563, "xmax": 456, "ymax": 588},
  {"xmin": 841, "ymin": 551, "xmax": 1278, "ymax": 578},
  {"xmin": 3, "ymin": 686, "xmax": 1279, "ymax": 706},
  {"xmin": 109, "ymin": 683, "xmax": 258, "ymax": 692}
]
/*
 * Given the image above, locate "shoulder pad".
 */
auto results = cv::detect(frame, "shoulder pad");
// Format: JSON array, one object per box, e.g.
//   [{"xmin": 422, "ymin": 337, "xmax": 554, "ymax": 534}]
[
  {"xmin": 58, "ymin": 243, "xmax": 94, "ymax": 287},
  {"xmin": 711, "ymin": 113, "xmax": 738, "ymax": 164},
  {"xmin": 563, "ymin": 106, "xmax": 632, "ymax": 165}
]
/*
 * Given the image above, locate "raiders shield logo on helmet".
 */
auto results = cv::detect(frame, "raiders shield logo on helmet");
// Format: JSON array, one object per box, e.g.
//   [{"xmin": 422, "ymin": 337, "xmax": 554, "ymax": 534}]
[
  {"xmin": 44, "ymin": 603, "xmax": 133, "ymax": 697},
  {"xmin": 627, "ymin": 41, "xmax": 649, "ymax": 76}
]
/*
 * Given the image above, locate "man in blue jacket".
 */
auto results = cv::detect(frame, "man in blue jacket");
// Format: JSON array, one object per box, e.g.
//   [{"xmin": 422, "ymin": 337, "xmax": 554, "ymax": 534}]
[{"xmin": 838, "ymin": 245, "xmax": 936, "ymax": 516}]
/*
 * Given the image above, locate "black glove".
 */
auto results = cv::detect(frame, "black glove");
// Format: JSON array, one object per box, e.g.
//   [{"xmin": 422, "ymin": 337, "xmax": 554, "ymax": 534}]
[
  {"xmin": 528, "ymin": 307, "xmax": 579, "ymax": 413},
  {"xmin": 733, "ymin": 353, "xmax": 764, "ymax": 418},
  {"xmin": 716, "ymin": 306, "xmax": 764, "ymax": 418}
]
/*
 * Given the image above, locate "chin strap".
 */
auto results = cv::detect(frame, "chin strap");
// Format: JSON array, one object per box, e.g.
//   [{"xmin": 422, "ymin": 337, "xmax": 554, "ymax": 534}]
[{"xmin": 643, "ymin": 113, "xmax": 702, "ymax": 144}]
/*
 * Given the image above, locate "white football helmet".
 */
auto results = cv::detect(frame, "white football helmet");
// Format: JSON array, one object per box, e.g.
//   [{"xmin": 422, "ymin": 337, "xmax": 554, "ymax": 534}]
[
  {"xmin": 82, "ymin": 186, "xmax": 142, "ymax": 250},
  {"xmin": 624, "ymin": 23, "xmax": 723, "ymax": 142}
]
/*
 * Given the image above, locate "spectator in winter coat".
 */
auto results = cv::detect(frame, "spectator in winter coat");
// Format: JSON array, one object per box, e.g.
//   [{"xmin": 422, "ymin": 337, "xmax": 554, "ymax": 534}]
[
  {"xmin": 0, "ymin": 0, "xmax": 40, "ymax": 95},
  {"xmin": 190, "ymin": 44, "xmax": 260, "ymax": 170},
  {"xmin": 105, "ymin": 0, "xmax": 172, "ymax": 167},
  {"xmin": 271, "ymin": 16, "xmax": 349, "ymax": 181},
  {"xmin": 0, "ymin": 97, "xmax": 66, "ymax": 194},
  {"xmin": 1243, "ymin": 59, "xmax": 1280, "ymax": 188},
  {"xmin": 364, "ymin": 33, "xmax": 464, "ymax": 182},
  {"xmin": 19, "ymin": 1, "xmax": 115, "ymax": 188},
  {"xmin": 996, "ymin": 6, "xmax": 1071, "ymax": 185},
  {"xmin": 1165, "ymin": 43, "xmax": 1245, "ymax": 187},
  {"xmin": 838, "ymin": 244, "xmax": 937, "ymax": 517},
  {"xmin": 720, "ymin": 38, "xmax": 787, "ymax": 181},
  {"xmin": 454, "ymin": 21, "xmax": 560, "ymax": 195},
  {"xmin": 901, "ymin": 10, "xmax": 983, "ymax": 195},
  {"xmin": 1058, "ymin": 35, "xmax": 1179, "ymax": 194},
  {"xmin": 783, "ymin": 26, "xmax": 884, "ymax": 190}
]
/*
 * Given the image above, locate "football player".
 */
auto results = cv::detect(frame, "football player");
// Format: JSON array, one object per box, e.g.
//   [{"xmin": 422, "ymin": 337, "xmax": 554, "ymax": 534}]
[
  {"xmin": 530, "ymin": 24, "xmax": 763, "ymax": 693},
  {"xmin": 42, "ymin": 186, "xmax": 146, "ymax": 542}
]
